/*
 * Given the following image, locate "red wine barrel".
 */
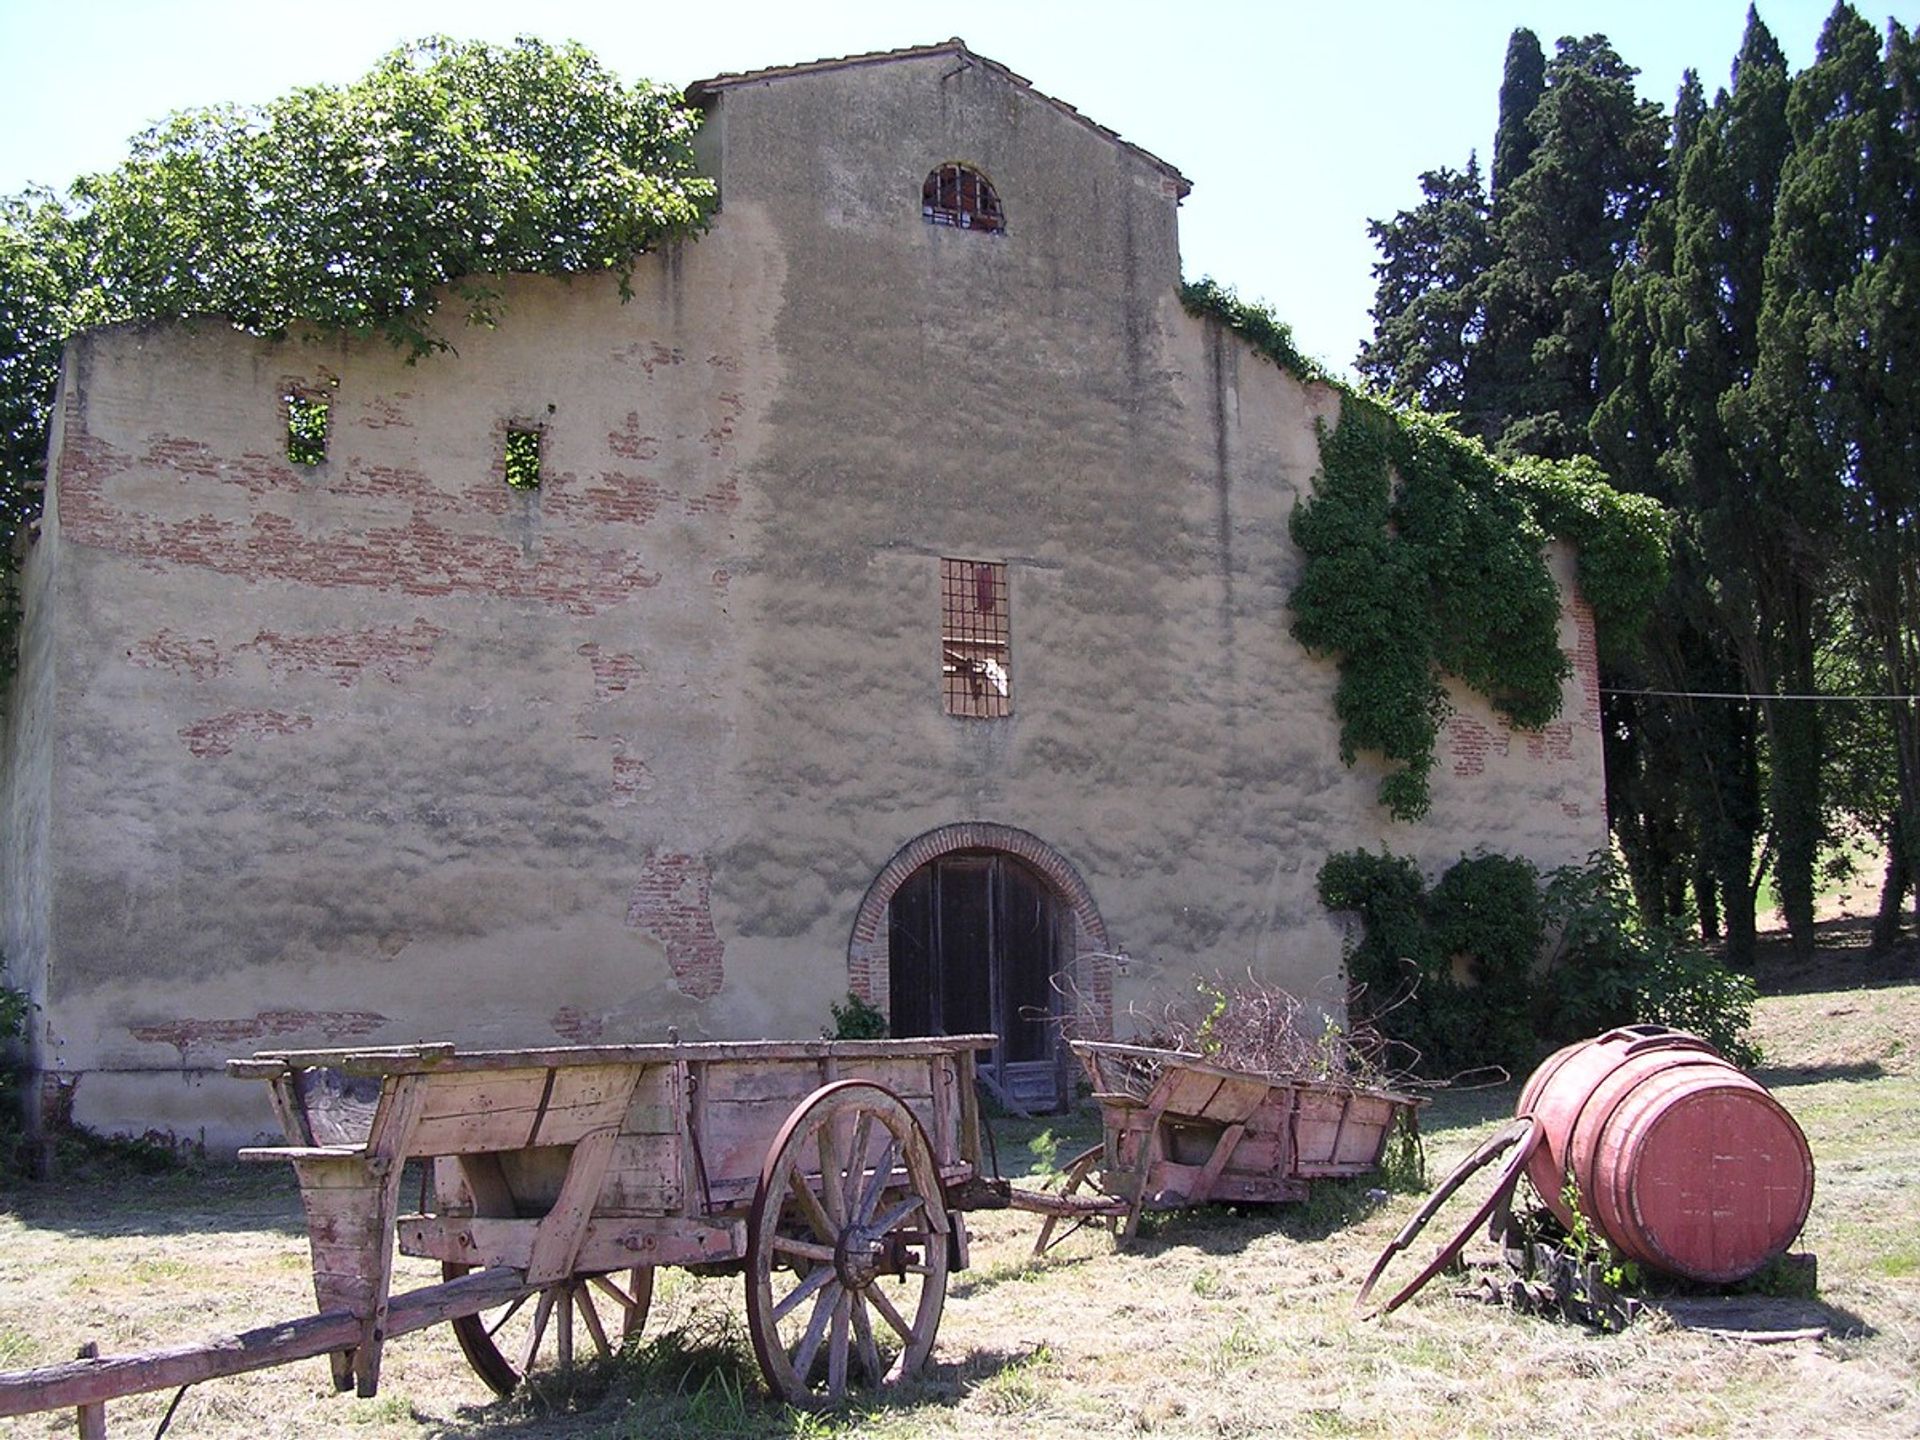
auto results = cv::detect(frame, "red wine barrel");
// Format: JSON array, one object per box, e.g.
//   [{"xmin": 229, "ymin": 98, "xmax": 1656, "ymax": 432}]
[{"xmin": 1517, "ymin": 1025, "xmax": 1813, "ymax": 1283}]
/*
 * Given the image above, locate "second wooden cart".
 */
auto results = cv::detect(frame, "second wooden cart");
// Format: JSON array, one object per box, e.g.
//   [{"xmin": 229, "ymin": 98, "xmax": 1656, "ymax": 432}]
[{"xmin": 1034, "ymin": 1040, "xmax": 1420, "ymax": 1251}]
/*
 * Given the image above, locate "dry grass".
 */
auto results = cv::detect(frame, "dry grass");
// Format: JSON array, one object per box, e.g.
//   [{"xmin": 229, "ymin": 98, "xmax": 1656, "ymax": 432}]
[{"xmin": 4, "ymin": 961, "xmax": 1918, "ymax": 1439}]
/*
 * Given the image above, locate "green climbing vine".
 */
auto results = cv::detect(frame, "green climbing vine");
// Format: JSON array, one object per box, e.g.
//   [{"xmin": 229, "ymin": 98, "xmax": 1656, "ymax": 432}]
[
  {"xmin": 1183, "ymin": 281, "xmax": 1666, "ymax": 820},
  {"xmin": 1292, "ymin": 395, "xmax": 1667, "ymax": 819},
  {"xmin": 1503, "ymin": 454, "xmax": 1669, "ymax": 666},
  {"xmin": 1179, "ymin": 277, "xmax": 1331, "ymax": 386},
  {"xmin": 1318, "ymin": 848, "xmax": 1543, "ymax": 1076}
]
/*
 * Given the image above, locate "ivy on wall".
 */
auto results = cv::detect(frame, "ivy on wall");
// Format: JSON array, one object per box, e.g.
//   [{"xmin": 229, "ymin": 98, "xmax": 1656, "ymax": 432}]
[
  {"xmin": 1179, "ymin": 278, "xmax": 1331, "ymax": 386},
  {"xmin": 1186, "ymin": 279, "xmax": 1669, "ymax": 820},
  {"xmin": 1319, "ymin": 848, "xmax": 1543, "ymax": 1077}
]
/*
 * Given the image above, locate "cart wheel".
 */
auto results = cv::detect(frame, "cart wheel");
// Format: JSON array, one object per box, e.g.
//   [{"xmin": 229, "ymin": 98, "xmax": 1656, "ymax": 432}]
[
  {"xmin": 442, "ymin": 1263, "xmax": 654, "ymax": 1397},
  {"xmin": 746, "ymin": 1080, "xmax": 950, "ymax": 1404}
]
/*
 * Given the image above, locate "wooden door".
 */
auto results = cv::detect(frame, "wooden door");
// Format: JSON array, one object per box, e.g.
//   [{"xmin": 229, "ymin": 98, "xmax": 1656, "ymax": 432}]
[{"xmin": 888, "ymin": 851, "xmax": 1065, "ymax": 1110}]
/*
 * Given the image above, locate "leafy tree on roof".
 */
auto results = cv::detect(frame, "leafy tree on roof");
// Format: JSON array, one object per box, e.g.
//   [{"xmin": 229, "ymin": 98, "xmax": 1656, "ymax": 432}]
[{"xmin": 0, "ymin": 35, "xmax": 714, "ymax": 672}]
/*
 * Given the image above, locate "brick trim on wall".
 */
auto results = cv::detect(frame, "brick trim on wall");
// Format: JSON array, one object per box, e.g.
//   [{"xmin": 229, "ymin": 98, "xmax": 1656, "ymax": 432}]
[{"xmin": 845, "ymin": 822, "xmax": 1114, "ymax": 1042}]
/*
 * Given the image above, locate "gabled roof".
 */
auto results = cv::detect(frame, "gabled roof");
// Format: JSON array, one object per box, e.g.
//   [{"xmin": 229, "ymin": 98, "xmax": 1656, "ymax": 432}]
[{"xmin": 687, "ymin": 38, "xmax": 1190, "ymax": 198}]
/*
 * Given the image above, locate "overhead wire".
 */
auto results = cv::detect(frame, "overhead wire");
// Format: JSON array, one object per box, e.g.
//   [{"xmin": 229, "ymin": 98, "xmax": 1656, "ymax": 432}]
[{"xmin": 1603, "ymin": 688, "xmax": 1919, "ymax": 703}]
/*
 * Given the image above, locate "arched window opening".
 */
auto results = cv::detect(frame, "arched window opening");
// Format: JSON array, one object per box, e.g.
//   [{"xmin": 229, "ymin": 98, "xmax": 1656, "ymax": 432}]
[{"xmin": 922, "ymin": 164, "xmax": 1004, "ymax": 233}]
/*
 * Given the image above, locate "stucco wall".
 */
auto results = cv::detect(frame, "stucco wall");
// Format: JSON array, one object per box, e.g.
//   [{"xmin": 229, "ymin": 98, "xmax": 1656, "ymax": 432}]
[
  {"xmin": 0, "ymin": 449, "xmax": 56, "ymax": 1113},
  {"xmin": 6, "ymin": 47, "xmax": 1605, "ymax": 1146}
]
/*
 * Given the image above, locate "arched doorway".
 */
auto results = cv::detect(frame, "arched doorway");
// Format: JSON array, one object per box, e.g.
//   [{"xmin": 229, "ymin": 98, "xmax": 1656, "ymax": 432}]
[
  {"xmin": 889, "ymin": 850, "xmax": 1063, "ymax": 1109},
  {"xmin": 846, "ymin": 823, "xmax": 1113, "ymax": 1114}
]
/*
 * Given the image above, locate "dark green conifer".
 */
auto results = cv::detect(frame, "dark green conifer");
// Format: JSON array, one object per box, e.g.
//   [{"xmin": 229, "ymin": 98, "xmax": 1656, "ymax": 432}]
[
  {"xmin": 1356, "ymin": 157, "xmax": 1493, "ymax": 412},
  {"xmin": 1726, "ymin": 1, "xmax": 1885, "ymax": 957},
  {"xmin": 1491, "ymin": 29, "xmax": 1547, "ymax": 199}
]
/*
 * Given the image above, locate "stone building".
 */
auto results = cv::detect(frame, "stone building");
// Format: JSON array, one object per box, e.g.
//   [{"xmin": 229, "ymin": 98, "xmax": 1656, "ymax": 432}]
[{"xmin": 0, "ymin": 40, "xmax": 1606, "ymax": 1146}]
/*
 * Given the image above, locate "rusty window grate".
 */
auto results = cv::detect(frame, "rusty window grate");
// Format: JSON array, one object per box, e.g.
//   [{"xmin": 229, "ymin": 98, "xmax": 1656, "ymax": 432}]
[
  {"xmin": 942, "ymin": 558, "xmax": 1010, "ymax": 718},
  {"xmin": 923, "ymin": 164, "xmax": 1004, "ymax": 233}
]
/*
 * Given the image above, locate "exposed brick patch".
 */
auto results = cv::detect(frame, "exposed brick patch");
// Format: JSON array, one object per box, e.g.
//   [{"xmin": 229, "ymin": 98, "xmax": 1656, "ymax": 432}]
[
  {"xmin": 611, "ymin": 342, "xmax": 685, "ymax": 375},
  {"xmin": 706, "ymin": 353, "xmax": 741, "ymax": 374},
  {"xmin": 611, "ymin": 753, "xmax": 653, "ymax": 807},
  {"xmin": 179, "ymin": 708, "xmax": 314, "ymax": 758},
  {"xmin": 846, "ymin": 823, "xmax": 1113, "ymax": 1042},
  {"xmin": 359, "ymin": 395, "xmax": 414, "ymax": 430},
  {"xmin": 702, "ymin": 393, "xmax": 744, "ymax": 458},
  {"xmin": 1570, "ymin": 594, "xmax": 1602, "ymax": 734},
  {"xmin": 1562, "ymin": 802, "xmax": 1585, "ymax": 819},
  {"xmin": 249, "ymin": 619, "xmax": 446, "ymax": 688},
  {"xmin": 711, "ymin": 568, "xmax": 732, "ymax": 593},
  {"xmin": 64, "ymin": 478, "xmax": 659, "ymax": 614},
  {"xmin": 546, "ymin": 472, "xmax": 669, "ymax": 527},
  {"xmin": 626, "ymin": 853, "xmax": 725, "ymax": 999},
  {"xmin": 1526, "ymin": 722, "xmax": 1576, "ymax": 763},
  {"xmin": 551, "ymin": 1007, "xmax": 607, "ymax": 1042},
  {"xmin": 128, "ymin": 630, "xmax": 228, "ymax": 681},
  {"xmin": 130, "ymin": 1008, "xmax": 386, "ymax": 1062},
  {"xmin": 1444, "ymin": 715, "xmax": 1515, "ymax": 778},
  {"xmin": 686, "ymin": 476, "xmax": 740, "ymax": 517},
  {"xmin": 608, "ymin": 413, "xmax": 661, "ymax": 461},
  {"xmin": 146, "ymin": 435, "xmax": 305, "ymax": 498},
  {"xmin": 579, "ymin": 643, "xmax": 643, "ymax": 701},
  {"xmin": 57, "ymin": 419, "xmax": 661, "ymax": 614}
]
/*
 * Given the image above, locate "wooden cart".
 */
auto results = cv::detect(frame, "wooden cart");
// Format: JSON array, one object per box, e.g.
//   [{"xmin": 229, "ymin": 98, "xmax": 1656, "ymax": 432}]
[
  {"xmin": 229, "ymin": 1035, "xmax": 1007, "ymax": 1406},
  {"xmin": 0, "ymin": 1034, "xmax": 1015, "ymax": 1430},
  {"xmin": 1034, "ymin": 1040, "xmax": 1420, "ymax": 1251}
]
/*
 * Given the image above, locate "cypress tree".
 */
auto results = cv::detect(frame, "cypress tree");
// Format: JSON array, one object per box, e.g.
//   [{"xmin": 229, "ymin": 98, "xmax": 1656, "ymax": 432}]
[
  {"xmin": 1726, "ymin": 1, "xmax": 1885, "ymax": 958},
  {"xmin": 1356, "ymin": 157, "xmax": 1494, "ymax": 412},
  {"xmin": 1658, "ymin": 11, "xmax": 1793, "ymax": 964},
  {"xmin": 1477, "ymin": 35, "xmax": 1669, "ymax": 458},
  {"xmin": 1492, "ymin": 29, "xmax": 1547, "ymax": 199},
  {"xmin": 1827, "ymin": 16, "xmax": 1920, "ymax": 946}
]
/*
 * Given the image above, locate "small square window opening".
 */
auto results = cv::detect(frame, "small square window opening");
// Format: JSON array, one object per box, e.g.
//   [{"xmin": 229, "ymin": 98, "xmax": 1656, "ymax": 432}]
[
  {"xmin": 942, "ymin": 558, "xmax": 1010, "ymax": 718},
  {"xmin": 286, "ymin": 394, "xmax": 329, "ymax": 466},
  {"xmin": 504, "ymin": 429, "xmax": 542, "ymax": 490}
]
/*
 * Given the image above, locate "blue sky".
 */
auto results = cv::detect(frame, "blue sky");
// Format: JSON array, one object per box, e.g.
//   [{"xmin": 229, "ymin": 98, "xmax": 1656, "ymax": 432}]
[{"xmin": 0, "ymin": 0, "xmax": 1876, "ymax": 374}]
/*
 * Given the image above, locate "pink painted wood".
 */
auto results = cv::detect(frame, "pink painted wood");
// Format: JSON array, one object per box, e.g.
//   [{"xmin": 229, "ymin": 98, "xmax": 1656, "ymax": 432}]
[{"xmin": 1518, "ymin": 1026, "xmax": 1813, "ymax": 1284}]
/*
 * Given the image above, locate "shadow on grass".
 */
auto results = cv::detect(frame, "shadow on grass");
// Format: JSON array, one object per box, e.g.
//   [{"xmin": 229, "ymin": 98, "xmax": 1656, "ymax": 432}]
[
  {"xmin": 948, "ymin": 1245, "xmax": 1098, "ymax": 1299},
  {"xmin": 1751, "ymin": 919, "xmax": 1918, "ymax": 996},
  {"xmin": 2, "ymin": 1158, "xmax": 309, "ymax": 1241},
  {"xmin": 1107, "ymin": 1178, "xmax": 1398, "ymax": 1255},
  {"xmin": 1415, "ymin": 1082, "xmax": 1523, "ymax": 1136},
  {"xmin": 1754, "ymin": 1060, "xmax": 1889, "ymax": 1088},
  {"xmin": 1654, "ymin": 1288, "xmax": 1877, "ymax": 1342},
  {"xmin": 423, "ymin": 1315, "xmax": 1045, "ymax": 1440}
]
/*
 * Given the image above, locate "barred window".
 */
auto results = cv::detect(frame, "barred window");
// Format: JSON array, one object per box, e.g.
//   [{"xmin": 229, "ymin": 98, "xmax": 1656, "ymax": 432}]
[
  {"xmin": 922, "ymin": 164, "xmax": 1004, "ymax": 233},
  {"xmin": 942, "ymin": 559, "xmax": 1010, "ymax": 718}
]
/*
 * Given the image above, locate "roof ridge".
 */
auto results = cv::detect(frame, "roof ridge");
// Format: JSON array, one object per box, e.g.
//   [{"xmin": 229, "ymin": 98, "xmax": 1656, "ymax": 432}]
[{"xmin": 686, "ymin": 39, "xmax": 1189, "ymax": 194}]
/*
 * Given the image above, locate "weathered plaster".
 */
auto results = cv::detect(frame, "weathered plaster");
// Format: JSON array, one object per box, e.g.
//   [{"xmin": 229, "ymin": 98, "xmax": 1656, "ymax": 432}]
[{"xmin": 1, "ymin": 44, "xmax": 1605, "ymax": 1147}]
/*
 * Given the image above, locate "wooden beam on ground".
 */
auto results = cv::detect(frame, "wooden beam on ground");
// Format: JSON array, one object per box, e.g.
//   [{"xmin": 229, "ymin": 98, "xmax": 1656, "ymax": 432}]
[{"xmin": 0, "ymin": 1268, "xmax": 532, "ymax": 1420}]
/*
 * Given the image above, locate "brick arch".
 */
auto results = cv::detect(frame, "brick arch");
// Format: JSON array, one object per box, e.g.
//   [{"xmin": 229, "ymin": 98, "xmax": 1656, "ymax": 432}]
[{"xmin": 846, "ymin": 823, "xmax": 1113, "ymax": 1042}]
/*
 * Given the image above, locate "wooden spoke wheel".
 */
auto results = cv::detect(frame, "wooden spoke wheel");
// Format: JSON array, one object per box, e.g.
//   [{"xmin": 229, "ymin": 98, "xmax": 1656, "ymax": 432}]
[
  {"xmin": 442, "ymin": 1263, "xmax": 654, "ymax": 1397},
  {"xmin": 746, "ymin": 1080, "xmax": 951, "ymax": 1404}
]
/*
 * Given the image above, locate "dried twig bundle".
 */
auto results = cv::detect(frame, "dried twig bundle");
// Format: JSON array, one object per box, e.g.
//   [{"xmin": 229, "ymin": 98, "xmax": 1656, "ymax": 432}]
[{"xmin": 1133, "ymin": 971, "xmax": 1417, "ymax": 1091}]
